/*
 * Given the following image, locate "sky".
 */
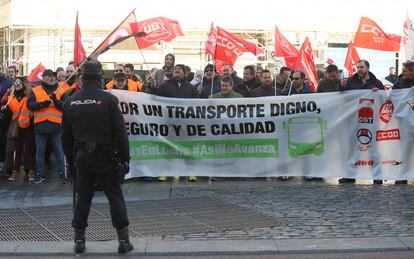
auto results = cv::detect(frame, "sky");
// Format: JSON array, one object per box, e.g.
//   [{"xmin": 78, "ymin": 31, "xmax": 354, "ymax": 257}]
[{"xmin": 7, "ymin": 0, "xmax": 414, "ymax": 33}]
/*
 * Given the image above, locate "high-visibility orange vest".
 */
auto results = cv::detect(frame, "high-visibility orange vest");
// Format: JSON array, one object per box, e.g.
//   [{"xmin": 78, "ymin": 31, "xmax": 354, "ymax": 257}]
[
  {"xmin": 32, "ymin": 86, "xmax": 63, "ymax": 125},
  {"xmin": 8, "ymin": 96, "xmax": 32, "ymax": 128},
  {"xmin": 106, "ymin": 79, "xmax": 141, "ymax": 91}
]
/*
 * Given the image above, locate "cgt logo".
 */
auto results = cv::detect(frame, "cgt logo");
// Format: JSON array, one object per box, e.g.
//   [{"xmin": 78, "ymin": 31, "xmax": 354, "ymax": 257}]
[
  {"xmin": 379, "ymin": 100, "xmax": 394, "ymax": 124},
  {"xmin": 376, "ymin": 129, "xmax": 400, "ymax": 142},
  {"xmin": 354, "ymin": 160, "xmax": 374, "ymax": 166}
]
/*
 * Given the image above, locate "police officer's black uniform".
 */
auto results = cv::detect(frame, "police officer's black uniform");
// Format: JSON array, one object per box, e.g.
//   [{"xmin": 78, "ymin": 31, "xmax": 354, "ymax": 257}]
[{"xmin": 61, "ymin": 61, "xmax": 133, "ymax": 253}]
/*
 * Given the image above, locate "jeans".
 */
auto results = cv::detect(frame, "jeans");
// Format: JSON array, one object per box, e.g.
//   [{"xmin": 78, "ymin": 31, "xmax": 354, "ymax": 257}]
[{"xmin": 35, "ymin": 133, "xmax": 65, "ymax": 179}]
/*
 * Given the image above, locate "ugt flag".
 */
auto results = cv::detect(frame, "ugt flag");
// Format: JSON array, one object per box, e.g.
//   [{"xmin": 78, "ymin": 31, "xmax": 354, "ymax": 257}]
[{"xmin": 131, "ymin": 17, "xmax": 184, "ymax": 49}]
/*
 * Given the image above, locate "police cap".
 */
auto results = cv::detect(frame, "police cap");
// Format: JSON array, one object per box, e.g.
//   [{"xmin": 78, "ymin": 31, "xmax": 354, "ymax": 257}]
[{"xmin": 82, "ymin": 61, "xmax": 102, "ymax": 77}]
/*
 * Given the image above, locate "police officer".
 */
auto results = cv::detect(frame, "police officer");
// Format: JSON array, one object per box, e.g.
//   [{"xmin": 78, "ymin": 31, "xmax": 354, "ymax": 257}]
[{"xmin": 62, "ymin": 61, "xmax": 133, "ymax": 254}]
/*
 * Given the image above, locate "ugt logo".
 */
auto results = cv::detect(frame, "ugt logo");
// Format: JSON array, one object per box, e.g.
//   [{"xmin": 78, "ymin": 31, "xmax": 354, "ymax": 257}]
[{"xmin": 379, "ymin": 100, "xmax": 394, "ymax": 124}]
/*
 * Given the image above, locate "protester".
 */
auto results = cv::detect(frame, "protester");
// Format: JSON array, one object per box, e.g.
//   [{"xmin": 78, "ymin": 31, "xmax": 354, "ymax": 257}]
[
  {"xmin": 27, "ymin": 69, "xmax": 67, "ymax": 184},
  {"xmin": 283, "ymin": 71, "xmax": 312, "ymax": 95},
  {"xmin": 339, "ymin": 60, "xmax": 384, "ymax": 184},
  {"xmin": 6, "ymin": 66, "xmax": 17, "ymax": 82},
  {"xmin": 316, "ymin": 64, "xmax": 341, "ymax": 92},
  {"xmin": 106, "ymin": 64, "xmax": 141, "ymax": 91},
  {"xmin": 251, "ymin": 69, "xmax": 281, "ymax": 97},
  {"xmin": 275, "ymin": 67, "xmax": 292, "ymax": 93},
  {"xmin": 212, "ymin": 75, "xmax": 242, "ymax": 98},
  {"xmin": 196, "ymin": 64, "xmax": 221, "ymax": 98},
  {"xmin": 234, "ymin": 65, "xmax": 261, "ymax": 97},
  {"xmin": 393, "ymin": 61, "xmax": 414, "ymax": 89},
  {"xmin": 154, "ymin": 53, "xmax": 175, "ymax": 87},
  {"xmin": 222, "ymin": 64, "xmax": 242, "ymax": 86},
  {"xmin": 1, "ymin": 77, "xmax": 35, "ymax": 182},
  {"xmin": 0, "ymin": 63, "xmax": 13, "ymax": 175},
  {"xmin": 385, "ymin": 67, "xmax": 398, "ymax": 84},
  {"xmin": 150, "ymin": 64, "xmax": 198, "ymax": 181}
]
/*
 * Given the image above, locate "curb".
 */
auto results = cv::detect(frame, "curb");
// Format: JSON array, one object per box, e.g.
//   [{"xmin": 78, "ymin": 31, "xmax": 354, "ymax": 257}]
[{"xmin": 0, "ymin": 237, "xmax": 413, "ymax": 256}]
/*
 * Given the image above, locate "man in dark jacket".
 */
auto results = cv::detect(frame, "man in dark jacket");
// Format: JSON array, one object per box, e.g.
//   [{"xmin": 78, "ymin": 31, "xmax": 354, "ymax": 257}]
[
  {"xmin": 234, "ymin": 65, "xmax": 261, "ymax": 97},
  {"xmin": 150, "ymin": 64, "xmax": 198, "ymax": 98},
  {"xmin": 196, "ymin": 64, "xmax": 221, "ymax": 98},
  {"xmin": 317, "ymin": 64, "xmax": 341, "ymax": 93},
  {"xmin": 251, "ymin": 69, "xmax": 281, "ymax": 97},
  {"xmin": 62, "ymin": 61, "xmax": 133, "ymax": 254},
  {"xmin": 339, "ymin": 60, "xmax": 384, "ymax": 184},
  {"xmin": 385, "ymin": 67, "xmax": 398, "ymax": 84},
  {"xmin": 393, "ymin": 61, "xmax": 414, "ymax": 89},
  {"xmin": 390, "ymin": 61, "xmax": 414, "ymax": 185},
  {"xmin": 342, "ymin": 60, "xmax": 384, "ymax": 90},
  {"xmin": 222, "ymin": 64, "xmax": 242, "ymax": 86}
]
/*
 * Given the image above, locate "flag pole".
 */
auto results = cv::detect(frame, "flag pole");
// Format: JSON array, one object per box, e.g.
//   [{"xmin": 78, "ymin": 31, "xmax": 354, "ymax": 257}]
[{"xmin": 210, "ymin": 61, "xmax": 215, "ymax": 98}]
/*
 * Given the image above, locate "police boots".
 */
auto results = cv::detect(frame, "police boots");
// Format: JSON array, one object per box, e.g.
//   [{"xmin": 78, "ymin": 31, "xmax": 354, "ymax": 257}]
[
  {"xmin": 116, "ymin": 226, "xmax": 134, "ymax": 253},
  {"xmin": 74, "ymin": 228, "xmax": 86, "ymax": 253}
]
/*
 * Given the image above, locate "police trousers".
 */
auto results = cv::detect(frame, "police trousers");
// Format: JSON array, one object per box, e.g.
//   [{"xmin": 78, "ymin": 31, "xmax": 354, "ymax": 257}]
[{"xmin": 71, "ymin": 148, "xmax": 129, "ymax": 230}]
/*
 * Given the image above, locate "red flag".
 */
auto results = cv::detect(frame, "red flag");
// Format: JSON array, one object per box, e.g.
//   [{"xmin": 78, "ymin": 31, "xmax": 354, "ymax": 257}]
[
  {"xmin": 274, "ymin": 26, "xmax": 299, "ymax": 69},
  {"xmin": 27, "ymin": 63, "xmax": 46, "ymax": 83},
  {"xmin": 74, "ymin": 12, "xmax": 87, "ymax": 67},
  {"xmin": 89, "ymin": 10, "xmax": 137, "ymax": 59},
  {"xmin": 354, "ymin": 17, "xmax": 401, "ymax": 52},
  {"xmin": 214, "ymin": 27, "xmax": 262, "ymax": 72},
  {"xmin": 131, "ymin": 17, "xmax": 184, "ymax": 49},
  {"xmin": 294, "ymin": 37, "xmax": 318, "ymax": 92},
  {"xmin": 344, "ymin": 41, "xmax": 360, "ymax": 77},
  {"xmin": 205, "ymin": 22, "xmax": 217, "ymax": 56}
]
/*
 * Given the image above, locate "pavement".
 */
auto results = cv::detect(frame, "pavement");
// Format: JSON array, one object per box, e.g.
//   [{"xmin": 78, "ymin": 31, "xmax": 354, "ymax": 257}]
[{"xmin": 0, "ymin": 171, "xmax": 414, "ymax": 256}]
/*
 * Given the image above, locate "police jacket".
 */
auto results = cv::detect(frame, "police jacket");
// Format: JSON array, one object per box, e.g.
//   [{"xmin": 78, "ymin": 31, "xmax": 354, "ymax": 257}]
[{"xmin": 61, "ymin": 80, "xmax": 129, "ymax": 164}]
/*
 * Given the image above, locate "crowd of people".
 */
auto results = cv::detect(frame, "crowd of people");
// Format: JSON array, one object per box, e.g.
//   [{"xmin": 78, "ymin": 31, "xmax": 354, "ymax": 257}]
[{"xmin": 0, "ymin": 54, "xmax": 413, "ymax": 185}]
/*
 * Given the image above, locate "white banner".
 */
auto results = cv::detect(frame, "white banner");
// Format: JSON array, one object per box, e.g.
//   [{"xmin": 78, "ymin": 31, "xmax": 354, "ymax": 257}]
[{"xmin": 109, "ymin": 89, "xmax": 414, "ymax": 180}]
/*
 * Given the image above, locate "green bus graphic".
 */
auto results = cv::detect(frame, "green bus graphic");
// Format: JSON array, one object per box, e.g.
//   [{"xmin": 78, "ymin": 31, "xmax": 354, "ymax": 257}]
[{"xmin": 283, "ymin": 117, "xmax": 327, "ymax": 158}]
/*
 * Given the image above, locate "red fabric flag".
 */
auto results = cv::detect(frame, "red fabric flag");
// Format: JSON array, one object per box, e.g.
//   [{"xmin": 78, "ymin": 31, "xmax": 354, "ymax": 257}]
[
  {"xmin": 214, "ymin": 27, "xmax": 262, "ymax": 72},
  {"xmin": 274, "ymin": 26, "xmax": 299, "ymax": 69},
  {"xmin": 294, "ymin": 37, "xmax": 318, "ymax": 92},
  {"xmin": 89, "ymin": 10, "xmax": 137, "ymax": 59},
  {"xmin": 131, "ymin": 17, "xmax": 184, "ymax": 49},
  {"xmin": 205, "ymin": 22, "xmax": 217, "ymax": 56},
  {"xmin": 27, "ymin": 63, "xmax": 46, "ymax": 83},
  {"xmin": 344, "ymin": 41, "xmax": 360, "ymax": 77},
  {"xmin": 354, "ymin": 17, "xmax": 401, "ymax": 52},
  {"xmin": 74, "ymin": 12, "xmax": 87, "ymax": 67}
]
